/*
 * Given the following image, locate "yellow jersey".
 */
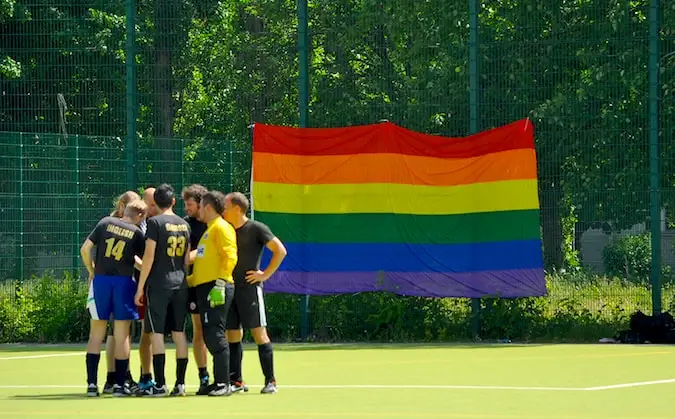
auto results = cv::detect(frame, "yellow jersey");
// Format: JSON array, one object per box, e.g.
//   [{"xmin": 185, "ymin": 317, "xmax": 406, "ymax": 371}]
[{"xmin": 189, "ymin": 217, "xmax": 238, "ymax": 287}]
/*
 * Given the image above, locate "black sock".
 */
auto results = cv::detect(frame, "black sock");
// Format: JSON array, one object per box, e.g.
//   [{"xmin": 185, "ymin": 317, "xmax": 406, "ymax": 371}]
[
  {"xmin": 139, "ymin": 368, "xmax": 150, "ymax": 382},
  {"xmin": 115, "ymin": 359, "xmax": 129, "ymax": 387},
  {"xmin": 125, "ymin": 369, "xmax": 133, "ymax": 382},
  {"xmin": 86, "ymin": 353, "xmax": 101, "ymax": 385},
  {"xmin": 229, "ymin": 341, "xmax": 243, "ymax": 383},
  {"xmin": 198, "ymin": 367, "xmax": 208, "ymax": 380},
  {"xmin": 176, "ymin": 358, "xmax": 188, "ymax": 385},
  {"xmin": 258, "ymin": 343, "xmax": 275, "ymax": 384},
  {"xmin": 153, "ymin": 354, "xmax": 166, "ymax": 387},
  {"xmin": 106, "ymin": 371, "xmax": 115, "ymax": 385}
]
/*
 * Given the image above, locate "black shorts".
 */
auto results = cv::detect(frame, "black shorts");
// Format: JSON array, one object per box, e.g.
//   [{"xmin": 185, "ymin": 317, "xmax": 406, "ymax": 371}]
[
  {"xmin": 187, "ymin": 287, "xmax": 199, "ymax": 315},
  {"xmin": 144, "ymin": 287, "xmax": 188, "ymax": 334},
  {"xmin": 225, "ymin": 284, "xmax": 267, "ymax": 330}
]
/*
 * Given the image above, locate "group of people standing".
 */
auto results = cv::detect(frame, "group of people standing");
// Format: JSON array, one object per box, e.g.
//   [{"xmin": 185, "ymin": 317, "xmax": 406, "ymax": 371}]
[{"xmin": 80, "ymin": 183, "xmax": 287, "ymax": 398}]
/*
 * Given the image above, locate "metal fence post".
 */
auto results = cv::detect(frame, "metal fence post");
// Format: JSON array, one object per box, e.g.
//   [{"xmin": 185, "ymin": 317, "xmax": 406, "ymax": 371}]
[
  {"xmin": 73, "ymin": 134, "xmax": 80, "ymax": 275},
  {"xmin": 468, "ymin": 0, "xmax": 481, "ymax": 339},
  {"xmin": 126, "ymin": 0, "xmax": 138, "ymax": 191},
  {"xmin": 648, "ymin": 0, "xmax": 661, "ymax": 315},
  {"xmin": 298, "ymin": 0, "xmax": 310, "ymax": 340},
  {"xmin": 18, "ymin": 132, "xmax": 25, "ymax": 282}
]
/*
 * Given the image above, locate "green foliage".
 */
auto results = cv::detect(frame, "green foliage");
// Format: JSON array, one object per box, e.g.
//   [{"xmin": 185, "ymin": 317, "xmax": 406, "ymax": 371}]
[
  {"xmin": 0, "ymin": 272, "xmax": 662, "ymax": 344},
  {"xmin": 602, "ymin": 233, "xmax": 672, "ymax": 284},
  {"xmin": 0, "ymin": 282, "xmax": 37, "ymax": 342},
  {"xmin": 0, "ymin": 273, "xmax": 88, "ymax": 343}
]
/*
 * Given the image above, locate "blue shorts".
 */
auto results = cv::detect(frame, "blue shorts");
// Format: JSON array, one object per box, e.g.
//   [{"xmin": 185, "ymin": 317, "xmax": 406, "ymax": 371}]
[{"xmin": 87, "ymin": 275, "xmax": 138, "ymax": 321}]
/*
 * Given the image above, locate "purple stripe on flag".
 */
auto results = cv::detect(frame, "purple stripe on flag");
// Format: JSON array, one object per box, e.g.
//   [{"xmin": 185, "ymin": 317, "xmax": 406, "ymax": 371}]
[{"xmin": 263, "ymin": 269, "xmax": 546, "ymax": 298}]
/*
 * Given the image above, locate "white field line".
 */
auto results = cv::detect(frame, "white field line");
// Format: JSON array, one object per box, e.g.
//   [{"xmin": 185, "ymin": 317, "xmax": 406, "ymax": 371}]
[
  {"xmin": 2, "ymin": 353, "xmax": 675, "ymax": 392},
  {"xmin": 584, "ymin": 379, "xmax": 675, "ymax": 391},
  {"xmin": 0, "ymin": 353, "xmax": 81, "ymax": 361}
]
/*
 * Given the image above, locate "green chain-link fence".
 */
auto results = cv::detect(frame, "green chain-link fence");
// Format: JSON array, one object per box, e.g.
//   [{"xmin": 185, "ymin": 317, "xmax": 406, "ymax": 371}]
[{"xmin": 1, "ymin": 0, "xmax": 674, "ymax": 343}]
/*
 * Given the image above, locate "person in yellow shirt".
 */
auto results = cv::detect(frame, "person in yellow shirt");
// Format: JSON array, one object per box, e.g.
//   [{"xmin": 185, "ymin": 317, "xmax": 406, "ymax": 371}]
[{"xmin": 188, "ymin": 190, "xmax": 238, "ymax": 397}]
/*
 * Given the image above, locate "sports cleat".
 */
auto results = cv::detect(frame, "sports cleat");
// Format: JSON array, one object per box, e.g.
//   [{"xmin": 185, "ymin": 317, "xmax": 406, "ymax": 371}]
[
  {"xmin": 112, "ymin": 384, "xmax": 129, "ymax": 397},
  {"xmin": 231, "ymin": 381, "xmax": 249, "ymax": 393},
  {"xmin": 208, "ymin": 383, "xmax": 232, "ymax": 397},
  {"xmin": 124, "ymin": 379, "xmax": 141, "ymax": 395},
  {"xmin": 260, "ymin": 381, "xmax": 277, "ymax": 394},
  {"xmin": 87, "ymin": 384, "xmax": 99, "ymax": 397},
  {"xmin": 102, "ymin": 382, "xmax": 114, "ymax": 394},
  {"xmin": 143, "ymin": 384, "xmax": 169, "ymax": 397},
  {"xmin": 170, "ymin": 384, "xmax": 186, "ymax": 397},
  {"xmin": 196, "ymin": 376, "xmax": 210, "ymax": 396},
  {"xmin": 138, "ymin": 378, "xmax": 155, "ymax": 393}
]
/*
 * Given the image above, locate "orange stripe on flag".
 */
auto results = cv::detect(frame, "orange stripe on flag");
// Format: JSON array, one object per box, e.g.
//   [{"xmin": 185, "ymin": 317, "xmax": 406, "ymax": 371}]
[{"xmin": 252, "ymin": 149, "xmax": 537, "ymax": 186}]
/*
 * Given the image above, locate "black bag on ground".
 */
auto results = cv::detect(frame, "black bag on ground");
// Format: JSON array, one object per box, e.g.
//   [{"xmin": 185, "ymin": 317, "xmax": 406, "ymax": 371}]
[{"xmin": 620, "ymin": 311, "xmax": 675, "ymax": 344}]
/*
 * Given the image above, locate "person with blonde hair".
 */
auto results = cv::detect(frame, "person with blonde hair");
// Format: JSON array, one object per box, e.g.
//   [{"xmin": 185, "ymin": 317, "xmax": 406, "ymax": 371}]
[
  {"xmin": 102, "ymin": 190, "xmax": 143, "ymax": 395},
  {"xmin": 111, "ymin": 191, "xmax": 141, "ymax": 218},
  {"xmin": 81, "ymin": 199, "xmax": 147, "ymax": 396}
]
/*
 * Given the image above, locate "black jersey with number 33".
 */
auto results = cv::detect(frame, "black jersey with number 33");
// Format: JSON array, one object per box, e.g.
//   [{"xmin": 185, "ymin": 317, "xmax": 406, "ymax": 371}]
[
  {"xmin": 145, "ymin": 214, "xmax": 191, "ymax": 290},
  {"xmin": 88, "ymin": 216, "xmax": 145, "ymax": 277}
]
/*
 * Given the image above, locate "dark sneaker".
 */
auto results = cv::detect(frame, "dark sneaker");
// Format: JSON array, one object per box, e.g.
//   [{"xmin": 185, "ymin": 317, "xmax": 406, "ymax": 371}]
[
  {"xmin": 138, "ymin": 378, "xmax": 155, "ymax": 395},
  {"xmin": 208, "ymin": 383, "xmax": 232, "ymax": 397},
  {"xmin": 102, "ymin": 382, "xmax": 114, "ymax": 394},
  {"xmin": 112, "ymin": 384, "xmax": 129, "ymax": 397},
  {"xmin": 87, "ymin": 383, "xmax": 99, "ymax": 397},
  {"xmin": 196, "ymin": 376, "xmax": 210, "ymax": 396},
  {"xmin": 170, "ymin": 384, "xmax": 186, "ymax": 397},
  {"xmin": 260, "ymin": 381, "xmax": 277, "ymax": 394},
  {"xmin": 231, "ymin": 381, "xmax": 249, "ymax": 393},
  {"xmin": 143, "ymin": 384, "xmax": 168, "ymax": 397},
  {"xmin": 124, "ymin": 379, "xmax": 141, "ymax": 395}
]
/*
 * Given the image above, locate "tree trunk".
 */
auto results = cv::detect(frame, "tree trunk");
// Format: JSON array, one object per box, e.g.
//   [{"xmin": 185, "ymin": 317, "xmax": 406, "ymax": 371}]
[{"xmin": 153, "ymin": 0, "xmax": 176, "ymax": 183}]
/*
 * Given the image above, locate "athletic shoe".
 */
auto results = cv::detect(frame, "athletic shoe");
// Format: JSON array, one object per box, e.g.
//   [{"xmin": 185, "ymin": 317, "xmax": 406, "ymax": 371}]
[
  {"xmin": 87, "ymin": 384, "xmax": 99, "ymax": 397},
  {"xmin": 231, "ymin": 381, "xmax": 249, "ymax": 393},
  {"xmin": 112, "ymin": 384, "xmax": 129, "ymax": 397},
  {"xmin": 170, "ymin": 384, "xmax": 186, "ymax": 397},
  {"xmin": 102, "ymin": 382, "xmax": 114, "ymax": 394},
  {"xmin": 208, "ymin": 383, "xmax": 232, "ymax": 397},
  {"xmin": 124, "ymin": 379, "xmax": 141, "ymax": 395},
  {"xmin": 143, "ymin": 384, "xmax": 168, "ymax": 397},
  {"xmin": 260, "ymin": 381, "xmax": 277, "ymax": 394},
  {"xmin": 196, "ymin": 376, "xmax": 210, "ymax": 396},
  {"xmin": 138, "ymin": 378, "xmax": 155, "ymax": 393}
]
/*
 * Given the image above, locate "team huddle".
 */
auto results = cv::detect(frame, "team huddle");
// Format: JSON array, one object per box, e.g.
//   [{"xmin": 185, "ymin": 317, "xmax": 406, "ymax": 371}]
[{"xmin": 80, "ymin": 184, "xmax": 287, "ymax": 397}]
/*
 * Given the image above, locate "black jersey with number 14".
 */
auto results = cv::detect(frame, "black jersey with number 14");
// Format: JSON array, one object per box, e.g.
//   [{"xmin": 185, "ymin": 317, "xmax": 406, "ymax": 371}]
[
  {"xmin": 145, "ymin": 214, "xmax": 191, "ymax": 290},
  {"xmin": 88, "ymin": 216, "xmax": 145, "ymax": 277}
]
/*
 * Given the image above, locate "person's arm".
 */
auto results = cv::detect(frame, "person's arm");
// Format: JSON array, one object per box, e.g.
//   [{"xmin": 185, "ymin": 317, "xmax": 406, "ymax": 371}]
[
  {"xmin": 134, "ymin": 230, "xmax": 145, "ymax": 272},
  {"xmin": 136, "ymin": 239, "xmax": 155, "ymax": 297},
  {"xmin": 80, "ymin": 239, "xmax": 95, "ymax": 284},
  {"xmin": 134, "ymin": 256, "xmax": 143, "ymax": 272},
  {"xmin": 135, "ymin": 219, "xmax": 157, "ymax": 305},
  {"xmin": 263, "ymin": 237, "xmax": 287, "ymax": 277},
  {"xmin": 188, "ymin": 248, "xmax": 198, "ymax": 265},
  {"xmin": 81, "ymin": 221, "xmax": 103, "ymax": 284},
  {"xmin": 246, "ymin": 225, "xmax": 287, "ymax": 284},
  {"xmin": 184, "ymin": 243, "xmax": 191, "ymax": 271}
]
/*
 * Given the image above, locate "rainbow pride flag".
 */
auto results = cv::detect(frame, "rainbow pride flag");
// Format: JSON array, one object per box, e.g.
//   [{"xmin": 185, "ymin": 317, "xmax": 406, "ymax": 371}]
[{"xmin": 252, "ymin": 119, "xmax": 546, "ymax": 297}]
